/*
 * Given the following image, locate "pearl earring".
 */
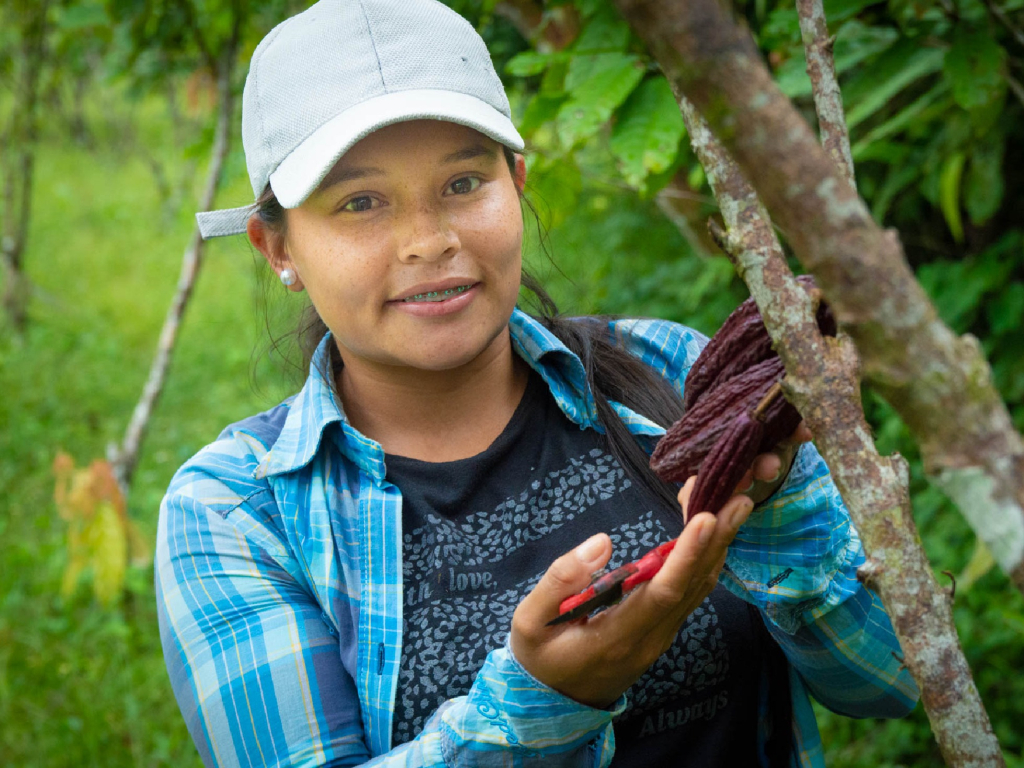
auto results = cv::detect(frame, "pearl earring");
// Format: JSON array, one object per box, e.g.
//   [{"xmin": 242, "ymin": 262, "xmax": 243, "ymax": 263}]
[{"xmin": 279, "ymin": 268, "xmax": 296, "ymax": 287}]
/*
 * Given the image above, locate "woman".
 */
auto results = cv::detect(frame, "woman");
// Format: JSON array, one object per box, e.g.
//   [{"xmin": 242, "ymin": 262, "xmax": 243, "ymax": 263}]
[{"xmin": 156, "ymin": 1, "xmax": 919, "ymax": 766}]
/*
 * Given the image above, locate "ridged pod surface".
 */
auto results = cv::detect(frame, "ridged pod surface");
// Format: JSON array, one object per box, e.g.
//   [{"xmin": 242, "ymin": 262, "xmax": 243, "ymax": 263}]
[
  {"xmin": 682, "ymin": 305, "xmax": 766, "ymax": 411},
  {"xmin": 652, "ymin": 276, "xmax": 837, "ymax": 491},
  {"xmin": 687, "ymin": 410, "xmax": 764, "ymax": 516},
  {"xmin": 682, "ymin": 275, "xmax": 836, "ymax": 412},
  {"xmin": 650, "ymin": 357, "xmax": 784, "ymax": 481}
]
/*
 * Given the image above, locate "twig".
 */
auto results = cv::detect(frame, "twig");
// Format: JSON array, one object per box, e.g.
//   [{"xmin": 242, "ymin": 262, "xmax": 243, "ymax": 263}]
[{"xmin": 796, "ymin": 0, "xmax": 855, "ymax": 186}]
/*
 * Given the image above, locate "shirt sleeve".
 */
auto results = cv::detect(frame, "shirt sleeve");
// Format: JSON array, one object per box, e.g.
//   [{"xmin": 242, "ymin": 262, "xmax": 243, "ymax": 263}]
[
  {"xmin": 719, "ymin": 442, "xmax": 920, "ymax": 718},
  {"xmin": 156, "ymin": 490, "xmax": 621, "ymax": 768}
]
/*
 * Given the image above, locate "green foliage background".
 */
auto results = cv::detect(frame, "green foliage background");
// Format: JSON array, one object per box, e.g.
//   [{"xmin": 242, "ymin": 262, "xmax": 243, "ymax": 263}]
[{"xmin": 1, "ymin": 0, "xmax": 1023, "ymax": 765}]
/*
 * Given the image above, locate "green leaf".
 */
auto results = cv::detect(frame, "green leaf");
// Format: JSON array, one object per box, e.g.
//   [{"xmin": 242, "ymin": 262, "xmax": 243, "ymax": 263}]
[
  {"xmin": 844, "ymin": 43, "xmax": 944, "ymax": 129},
  {"xmin": 775, "ymin": 21, "xmax": 899, "ymax": 98},
  {"xmin": 851, "ymin": 82, "xmax": 949, "ymax": 160},
  {"xmin": 573, "ymin": 6, "xmax": 631, "ymax": 53},
  {"xmin": 525, "ymin": 155, "xmax": 583, "ymax": 230},
  {"xmin": 760, "ymin": 8, "xmax": 801, "ymax": 49},
  {"xmin": 944, "ymin": 27, "xmax": 1007, "ymax": 113},
  {"xmin": 824, "ymin": 0, "xmax": 882, "ymax": 23},
  {"xmin": 518, "ymin": 93, "xmax": 567, "ymax": 139},
  {"xmin": 609, "ymin": 77, "xmax": 686, "ymax": 192},
  {"xmin": 833, "ymin": 20, "xmax": 900, "ymax": 71},
  {"xmin": 540, "ymin": 59, "xmax": 569, "ymax": 96},
  {"xmin": 964, "ymin": 137, "xmax": 1005, "ymax": 226},
  {"xmin": 556, "ymin": 53, "xmax": 645, "ymax": 148},
  {"xmin": 506, "ymin": 51, "xmax": 561, "ymax": 77},
  {"xmin": 986, "ymin": 282, "xmax": 1024, "ymax": 336},
  {"xmin": 870, "ymin": 162, "xmax": 918, "ymax": 222},
  {"xmin": 938, "ymin": 151, "xmax": 966, "ymax": 243}
]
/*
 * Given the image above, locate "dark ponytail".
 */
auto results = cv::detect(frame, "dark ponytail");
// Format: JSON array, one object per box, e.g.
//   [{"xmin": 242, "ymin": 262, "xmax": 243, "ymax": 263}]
[
  {"xmin": 520, "ymin": 272, "xmax": 687, "ymax": 514},
  {"xmin": 255, "ymin": 150, "xmax": 687, "ymax": 515}
]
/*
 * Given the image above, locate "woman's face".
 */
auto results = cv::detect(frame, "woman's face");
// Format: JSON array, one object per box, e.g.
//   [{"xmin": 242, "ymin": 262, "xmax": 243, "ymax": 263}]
[{"xmin": 272, "ymin": 120, "xmax": 525, "ymax": 375}]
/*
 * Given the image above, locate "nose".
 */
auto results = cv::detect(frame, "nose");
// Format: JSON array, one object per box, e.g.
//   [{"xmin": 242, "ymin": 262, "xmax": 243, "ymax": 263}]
[{"xmin": 397, "ymin": 202, "xmax": 460, "ymax": 264}]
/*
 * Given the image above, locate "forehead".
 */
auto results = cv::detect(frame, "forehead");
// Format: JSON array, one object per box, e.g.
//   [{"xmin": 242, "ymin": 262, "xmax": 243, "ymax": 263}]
[{"xmin": 329, "ymin": 120, "xmax": 500, "ymax": 174}]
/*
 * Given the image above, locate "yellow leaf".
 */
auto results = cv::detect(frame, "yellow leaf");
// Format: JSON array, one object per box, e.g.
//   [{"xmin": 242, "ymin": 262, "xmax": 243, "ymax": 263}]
[
  {"xmin": 61, "ymin": 554, "xmax": 85, "ymax": 600},
  {"xmin": 85, "ymin": 501, "xmax": 127, "ymax": 606},
  {"xmin": 939, "ymin": 152, "xmax": 966, "ymax": 243},
  {"xmin": 957, "ymin": 537, "xmax": 996, "ymax": 593}
]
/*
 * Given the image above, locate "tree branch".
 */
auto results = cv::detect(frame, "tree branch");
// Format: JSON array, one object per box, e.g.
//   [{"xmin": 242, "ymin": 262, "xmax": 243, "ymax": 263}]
[
  {"xmin": 796, "ymin": 0, "xmax": 855, "ymax": 186},
  {"xmin": 612, "ymin": 0, "xmax": 1024, "ymax": 604}
]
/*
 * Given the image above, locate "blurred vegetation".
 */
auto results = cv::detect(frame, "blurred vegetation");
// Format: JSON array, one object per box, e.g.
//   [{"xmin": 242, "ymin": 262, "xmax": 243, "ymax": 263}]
[{"xmin": 1, "ymin": 0, "xmax": 1023, "ymax": 765}]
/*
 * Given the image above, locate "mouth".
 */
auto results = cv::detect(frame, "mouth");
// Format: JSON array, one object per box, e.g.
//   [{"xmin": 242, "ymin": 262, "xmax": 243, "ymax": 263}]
[
  {"xmin": 393, "ymin": 279, "xmax": 480, "ymax": 303},
  {"xmin": 400, "ymin": 284, "xmax": 474, "ymax": 303}
]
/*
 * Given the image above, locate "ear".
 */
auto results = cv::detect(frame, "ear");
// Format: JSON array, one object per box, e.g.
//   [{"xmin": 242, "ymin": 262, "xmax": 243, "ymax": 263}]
[
  {"xmin": 513, "ymin": 153, "xmax": 527, "ymax": 194},
  {"xmin": 247, "ymin": 215, "xmax": 304, "ymax": 291}
]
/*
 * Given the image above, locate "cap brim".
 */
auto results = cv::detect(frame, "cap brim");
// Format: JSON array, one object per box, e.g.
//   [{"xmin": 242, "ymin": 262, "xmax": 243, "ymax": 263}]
[
  {"xmin": 270, "ymin": 89, "xmax": 524, "ymax": 209},
  {"xmin": 196, "ymin": 205, "xmax": 258, "ymax": 240}
]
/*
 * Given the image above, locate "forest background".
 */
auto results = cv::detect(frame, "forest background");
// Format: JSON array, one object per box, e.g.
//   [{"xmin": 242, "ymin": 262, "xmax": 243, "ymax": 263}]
[{"xmin": 2, "ymin": 0, "xmax": 1023, "ymax": 765}]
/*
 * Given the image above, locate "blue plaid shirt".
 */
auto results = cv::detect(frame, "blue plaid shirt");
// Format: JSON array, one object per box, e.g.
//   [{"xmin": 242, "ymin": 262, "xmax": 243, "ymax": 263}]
[{"xmin": 156, "ymin": 308, "xmax": 918, "ymax": 768}]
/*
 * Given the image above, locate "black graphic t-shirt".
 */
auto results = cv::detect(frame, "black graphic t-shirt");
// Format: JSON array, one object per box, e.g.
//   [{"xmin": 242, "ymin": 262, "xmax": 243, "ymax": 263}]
[{"xmin": 385, "ymin": 369, "xmax": 764, "ymax": 765}]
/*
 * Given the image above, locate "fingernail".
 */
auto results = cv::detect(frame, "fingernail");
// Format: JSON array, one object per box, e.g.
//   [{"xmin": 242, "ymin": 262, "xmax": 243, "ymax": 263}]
[
  {"xmin": 728, "ymin": 499, "xmax": 754, "ymax": 529},
  {"xmin": 765, "ymin": 469, "xmax": 781, "ymax": 484},
  {"xmin": 699, "ymin": 518, "xmax": 715, "ymax": 545},
  {"xmin": 576, "ymin": 534, "xmax": 605, "ymax": 564}
]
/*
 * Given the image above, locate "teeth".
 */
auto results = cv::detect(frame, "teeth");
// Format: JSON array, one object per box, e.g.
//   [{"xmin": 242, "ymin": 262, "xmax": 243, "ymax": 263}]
[{"xmin": 403, "ymin": 285, "xmax": 470, "ymax": 302}]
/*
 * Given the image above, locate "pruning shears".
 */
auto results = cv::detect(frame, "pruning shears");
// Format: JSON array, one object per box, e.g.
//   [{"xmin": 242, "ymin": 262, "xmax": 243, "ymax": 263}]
[{"xmin": 547, "ymin": 539, "xmax": 678, "ymax": 626}]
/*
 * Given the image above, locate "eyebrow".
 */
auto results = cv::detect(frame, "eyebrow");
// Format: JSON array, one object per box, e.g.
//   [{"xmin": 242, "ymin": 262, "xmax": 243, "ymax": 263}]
[
  {"xmin": 317, "ymin": 143, "xmax": 500, "ymax": 193},
  {"xmin": 440, "ymin": 144, "xmax": 499, "ymax": 164},
  {"xmin": 317, "ymin": 164, "xmax": 386, "ymax": 191}
]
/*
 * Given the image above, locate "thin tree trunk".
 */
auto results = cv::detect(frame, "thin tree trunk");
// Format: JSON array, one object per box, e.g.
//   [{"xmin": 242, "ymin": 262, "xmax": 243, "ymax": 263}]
[
  {"xmin": 612, "ymin": 0, "xmax": 1024, "ymax": 598},
  {"xmin": 1, "ymin": 2, "xmax": 49, "ymax": 333},
  {"xmin": 109, "ymin": 40, "xmax": 238, "ymax": 493}
]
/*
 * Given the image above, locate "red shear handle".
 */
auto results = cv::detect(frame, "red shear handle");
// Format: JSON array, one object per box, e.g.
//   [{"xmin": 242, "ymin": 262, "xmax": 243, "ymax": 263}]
[
  {"xmin": 621, "ymin": 540, "xmax": 676, "ymax": 592},
  {"xmin": 553, "ymin": 539, "xmax": 678, "ymax": 622},
  {"xmin": 556, "ymin": 566, "xmax": 636, "ymax": 616}
]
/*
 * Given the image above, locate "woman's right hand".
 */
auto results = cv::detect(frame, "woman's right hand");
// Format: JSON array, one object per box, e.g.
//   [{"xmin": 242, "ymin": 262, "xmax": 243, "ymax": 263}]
[{"xmin": 509, "ymin": 480, "xmax": 753, "ymax": 709}]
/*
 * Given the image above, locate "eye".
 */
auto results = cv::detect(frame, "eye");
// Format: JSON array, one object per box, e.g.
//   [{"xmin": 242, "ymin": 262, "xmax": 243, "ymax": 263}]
[
  {"xmin": 341, "ymin": 195, "xmax": 382, "ymax": 213},
  {"xmin": 447, "ymin": 176, "xmax": 481, "ymax": 195}
]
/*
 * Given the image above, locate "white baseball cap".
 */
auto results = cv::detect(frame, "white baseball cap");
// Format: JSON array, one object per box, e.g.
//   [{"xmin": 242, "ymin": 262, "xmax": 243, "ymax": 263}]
[{"xmin": 196, "ymin": 0, "xmax": 524, "ymax": 239}]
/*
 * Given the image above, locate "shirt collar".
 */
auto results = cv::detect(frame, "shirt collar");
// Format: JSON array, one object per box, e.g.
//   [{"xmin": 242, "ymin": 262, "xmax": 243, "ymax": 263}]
[{"xmin": 254, "ymin": 308, "xmax": 601, "ymax": 481}]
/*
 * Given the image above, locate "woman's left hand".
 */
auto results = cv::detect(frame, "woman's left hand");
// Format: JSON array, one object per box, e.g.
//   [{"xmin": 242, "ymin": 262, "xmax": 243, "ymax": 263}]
[{"xmin": 718, "ymin": 421, "xmax": 813, "ymax": 509}]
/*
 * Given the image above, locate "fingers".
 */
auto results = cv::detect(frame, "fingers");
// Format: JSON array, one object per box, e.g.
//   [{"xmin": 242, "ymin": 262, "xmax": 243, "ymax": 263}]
[
  {"xmin": 752, "ymin": 452, "xmax": 782, "ymax": 482},
  {"xmin": 627, "ymin": 511, "xmax": 718, "ymax": 624},
  {"xmin": 514, "ymin": 533, "xmax": 611, "ymax": 641},
  {"xmin": 638, "ymin": 493, "xmax": 752, "ymax": 625},
  {"xmin": 783, "ymin": 420, "xmax": 813, "ymax": 445},
  {"xmin": 678, "ymin": 476, "xmax": 696, "ymax": 523}
]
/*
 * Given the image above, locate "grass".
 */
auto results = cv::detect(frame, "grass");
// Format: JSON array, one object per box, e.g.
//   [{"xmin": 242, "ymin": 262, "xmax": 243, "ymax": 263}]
[{"xmin": 2, "ymin": 87, "xmax": 1023, "ymax": 767}]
